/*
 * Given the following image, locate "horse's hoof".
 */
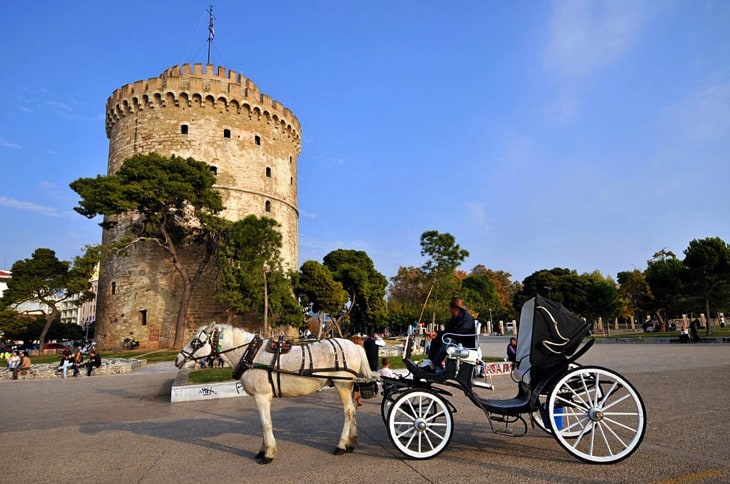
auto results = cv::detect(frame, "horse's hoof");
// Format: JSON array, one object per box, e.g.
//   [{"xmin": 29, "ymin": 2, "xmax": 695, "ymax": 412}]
[
  {"xmin": 258, "ymin": 457, "xmax": 273, "ymax": 465},
  {"xmin": 254, "ymin": 451, "xmax": 265, "ymax": 460},
  {"xmin": 333, "ymin": 447, "xmax": 346, "ymax": 456},
  {"xmin": 346, "ymin": 446, "xmax": 354, "ymax": 453}
]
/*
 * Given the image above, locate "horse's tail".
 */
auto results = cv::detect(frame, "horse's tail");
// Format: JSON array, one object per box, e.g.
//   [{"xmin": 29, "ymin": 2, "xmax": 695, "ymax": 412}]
[{"xmin": 356, "ymin": 345, "xmax": 375, "ymax": 380}]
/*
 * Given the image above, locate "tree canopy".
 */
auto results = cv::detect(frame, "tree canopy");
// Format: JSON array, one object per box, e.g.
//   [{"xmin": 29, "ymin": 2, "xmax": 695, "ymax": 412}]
[
  {"xmin": 1, "ymin": 248, "xmax": 98, "ymax": 348},
  {"xmin": 70, "ymin": 153, "xmax": 225, "ymax": 348}
]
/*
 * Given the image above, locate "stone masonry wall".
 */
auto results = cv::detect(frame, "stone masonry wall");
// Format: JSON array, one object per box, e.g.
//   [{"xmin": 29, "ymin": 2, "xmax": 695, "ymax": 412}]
[{"xmin": 96, "ymin": 64, "xmax": 301, "ymax": 350}]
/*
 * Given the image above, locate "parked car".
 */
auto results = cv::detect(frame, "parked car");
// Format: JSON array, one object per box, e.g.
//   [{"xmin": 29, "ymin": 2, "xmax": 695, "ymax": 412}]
[{"xmin": 43, "ymin": 343, "xmax": 69, "ymax": 350}]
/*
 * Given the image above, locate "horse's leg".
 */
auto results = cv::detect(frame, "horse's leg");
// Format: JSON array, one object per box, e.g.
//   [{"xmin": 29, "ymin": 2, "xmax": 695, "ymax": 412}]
[
  {"xmin": 333, "ymin": 382, "xmax": 357, "ymax": 455},
  {"xmin": 253, "ymin": 392, "xmax": 277, "ymax": 464}
]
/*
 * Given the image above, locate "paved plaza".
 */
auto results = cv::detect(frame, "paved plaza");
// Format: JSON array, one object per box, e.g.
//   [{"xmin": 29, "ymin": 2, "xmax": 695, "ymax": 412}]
[{"xmin": 1, "ymin": 341, "xmax": 728, "ymax": 483}]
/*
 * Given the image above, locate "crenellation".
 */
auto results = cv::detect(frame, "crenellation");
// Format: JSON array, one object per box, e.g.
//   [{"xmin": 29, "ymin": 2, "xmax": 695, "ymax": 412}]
[{"xmin": 99, "ymin": 63, "xmax": 301, "ymax": 350}]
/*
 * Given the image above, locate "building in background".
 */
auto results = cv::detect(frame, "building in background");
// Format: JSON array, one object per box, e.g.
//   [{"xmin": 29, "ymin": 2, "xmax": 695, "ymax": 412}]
[{"xmin": 96, "ymin": 64, "xmax": 301, "ymax": 350}]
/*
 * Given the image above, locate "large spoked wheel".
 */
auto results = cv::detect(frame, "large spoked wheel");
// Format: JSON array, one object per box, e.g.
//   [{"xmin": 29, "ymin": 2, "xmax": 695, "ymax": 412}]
[
  {"xmin": 387, "ymin": 390, "xmax": 454, "ymax": 459},
  {"xmin": 532, "ymin": 364, "xmax": 591, "ymax": 437},
  {"xmin": 547, "ymin": 366, "xmax": 646, "ymax": 464},
  {"xmin": 380, "ymin": 384, "xmax": 398, "ymax": 424}
]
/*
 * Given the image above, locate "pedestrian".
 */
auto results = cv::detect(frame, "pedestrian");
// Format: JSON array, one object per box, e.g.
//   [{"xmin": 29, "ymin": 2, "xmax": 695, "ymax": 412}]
[
  {"xmin": 72, "ymin": 347, "xmax": 84, "ymax": 377},
  {"xmin": 85, "ymin": 350, "xmax": 102, "ymax": 377},
  {"xmin": 419, "ymin": 297, "xmax": 476, "ymax": 374},
  {"xmin": 7, "ymin": 350, "xmax": 20, "ymax": 370},
  {"xmin": 690, "ymin": 319, "xmax": 701, "ymax": 342},
  {"xmin": 363, "ymin": 331, "xmax": 381, "ymax": 372},
  {"xmin": 506, "ymin": 337, "xmax": 518, "ymax": 365},
  {"xmin": 380, "ymin": 357, "xmax": 393, "ymax": 378},
  {"xmin": 12, "ymin": 351, "xmax": 32, "ymax": 380},
  {"xmin": 57, "ymin": 347, "xmax": 74, "ymax": 378}
]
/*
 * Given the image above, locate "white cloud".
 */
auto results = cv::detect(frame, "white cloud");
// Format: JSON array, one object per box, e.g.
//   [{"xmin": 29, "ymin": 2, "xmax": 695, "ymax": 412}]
[
  {"xmin": 0, "ymin": 137, "xmax": 21, "ymax": 149},
  {"xmin": 665, "ymin": 82, "xmax": 730, "ymax": 140},
  {"xmin": 544, "ymin": 0, "xmax": 649, "ymax": 79},
  {"xmin": 0, "ymin": 196, "xmax": 63, "ymax": 217}
]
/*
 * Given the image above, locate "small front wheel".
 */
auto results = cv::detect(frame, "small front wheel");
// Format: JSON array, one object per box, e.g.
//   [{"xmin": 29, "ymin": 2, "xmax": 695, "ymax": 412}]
[{"xmin": 387, "ymin": 390, "xmax": 454, "ymax": 459}]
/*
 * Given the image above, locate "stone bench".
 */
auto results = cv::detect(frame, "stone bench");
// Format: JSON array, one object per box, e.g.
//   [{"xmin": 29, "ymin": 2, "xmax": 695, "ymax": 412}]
[{"xmin": 0, "ymin": 359, "xmax": 146, "ymax": 381}]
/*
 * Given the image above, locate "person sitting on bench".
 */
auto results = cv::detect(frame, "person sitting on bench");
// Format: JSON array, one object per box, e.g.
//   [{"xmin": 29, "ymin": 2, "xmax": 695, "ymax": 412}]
[
  {"xmin": 12, "ymin": 351, "xmax": 32, "ymax": 380},
  {"xmin": 419, "ymin": 297, "xmax": 476, "ymax": 374},
  {"xmin": 84, "ymin": 350, "xmax": 102, "ymax": 376}
]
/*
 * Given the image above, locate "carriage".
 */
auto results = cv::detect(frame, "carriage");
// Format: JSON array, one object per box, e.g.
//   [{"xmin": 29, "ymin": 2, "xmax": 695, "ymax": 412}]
[{"xmin": 380, "ymin": 295, "xmax": 647, "ymax": 464}]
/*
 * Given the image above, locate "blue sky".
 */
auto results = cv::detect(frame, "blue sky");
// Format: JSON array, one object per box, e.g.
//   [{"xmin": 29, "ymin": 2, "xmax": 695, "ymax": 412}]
[{"xmin": 1, "ymin": 1, "xmax": 728, "ymax": 285}]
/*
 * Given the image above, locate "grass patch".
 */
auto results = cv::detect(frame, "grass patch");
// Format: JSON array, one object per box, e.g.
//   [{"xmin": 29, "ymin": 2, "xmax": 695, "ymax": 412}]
[{"xmin": 188, "ymin": 367, "xmax": 235, "ymax": 383}]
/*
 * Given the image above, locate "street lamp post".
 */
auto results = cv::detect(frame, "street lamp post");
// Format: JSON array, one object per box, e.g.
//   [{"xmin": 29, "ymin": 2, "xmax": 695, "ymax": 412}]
[
  {"xmin": 544, "ymin": 286, "xmax": 552, "ymax": 300},
  {"xmin": 488, "ymin": 308, "xmax": 493, "ymax": 334}
]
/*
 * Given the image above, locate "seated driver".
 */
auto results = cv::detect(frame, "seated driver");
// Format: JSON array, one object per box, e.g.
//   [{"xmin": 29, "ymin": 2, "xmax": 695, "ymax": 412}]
[{"xmin": 419, "ymin": 297, "xmax": 476, "ymax": 374}]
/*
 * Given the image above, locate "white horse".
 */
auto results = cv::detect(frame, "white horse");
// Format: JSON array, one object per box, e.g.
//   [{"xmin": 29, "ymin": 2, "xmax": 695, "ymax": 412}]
[{"xmin": 175, "ymin": 322, "xmax": 374, "ymax": 464}]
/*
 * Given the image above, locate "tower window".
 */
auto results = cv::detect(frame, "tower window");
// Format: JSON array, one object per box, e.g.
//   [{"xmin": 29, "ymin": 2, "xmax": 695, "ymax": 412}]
[
  {"xmin": 139, "ymin": 309, "xmax": 147, "ymax": 326},
  {"xmin": 111, "ymin": 282, "xmax": 116, "ymax": 295},
  {"xmin": 265, "ymin": 201, "xmax": 271, "ymax": 212},
  {"xmin": 255, "ymin": 135, "xmax": 261, "ymax": 145},
  {"xmin": 181, "ymin": 124, "xmax": 189, "ymax": 135},
  {"xmin": 289, "ymin": 156, "xmax": 292, "ymax": 163},
  {"xmin": 223, "ymin": 129, "xmax": 231, "ymax": 138},
  {"xmin": 290, "ymin": 176, "xmax": 293, "ymax": 185},
  {"xmin": 210, "ymin": 166, "xmax": 218, "ymax": 176},
  {"xmin": 266, "ymin": 167, "xmax": 272, "ymax": 177}
]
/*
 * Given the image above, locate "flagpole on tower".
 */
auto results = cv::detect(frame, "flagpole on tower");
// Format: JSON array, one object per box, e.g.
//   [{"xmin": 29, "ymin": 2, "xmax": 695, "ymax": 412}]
[{"xmin": 207, "ymin": 5, "xmax": 215, "ymax": 65}]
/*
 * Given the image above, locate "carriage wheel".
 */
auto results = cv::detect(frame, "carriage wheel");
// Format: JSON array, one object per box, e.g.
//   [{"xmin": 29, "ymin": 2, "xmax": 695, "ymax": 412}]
[
  {"xmin": 387, "ymin": 390, "xmax": 454, "ymax": 459},
  {"xmin": 380, "ymin": 385, "xmax": 398, "ymax": 424},
  {"xmin": 547, "ymin": 366, "xmax": 646, "ymax": 464},
  {"xmin": 531, "ymin": 364, "xmax": 591, "ymax": 437}
]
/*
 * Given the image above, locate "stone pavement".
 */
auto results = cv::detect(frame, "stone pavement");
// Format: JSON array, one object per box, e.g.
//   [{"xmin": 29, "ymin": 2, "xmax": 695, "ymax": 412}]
[{"xmin": 1, "ymin": 344, "xmax": 728, "ymax": 483}]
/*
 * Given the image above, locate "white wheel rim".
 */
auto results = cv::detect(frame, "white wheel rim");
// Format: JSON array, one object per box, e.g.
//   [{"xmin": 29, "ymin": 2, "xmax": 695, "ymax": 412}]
[
  {"xmin": 387, "ymin": 391, "xmax": 453, "ymax": 459},
  {"xmin": 548, "ymin": 367, "xmax": 646, "ymax": 463}
]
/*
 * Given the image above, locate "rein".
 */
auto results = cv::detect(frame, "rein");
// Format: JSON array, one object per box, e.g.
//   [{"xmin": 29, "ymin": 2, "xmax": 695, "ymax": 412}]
[{"xmin": 180, "ymin": 328, "xmax": 254, "ymax": 364}]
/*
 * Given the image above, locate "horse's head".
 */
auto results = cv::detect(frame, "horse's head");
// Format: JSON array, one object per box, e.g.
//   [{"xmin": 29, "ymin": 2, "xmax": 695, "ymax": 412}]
[{"xmin": 175, "ymin": 322, "xmax": 218, "ymax": 369}]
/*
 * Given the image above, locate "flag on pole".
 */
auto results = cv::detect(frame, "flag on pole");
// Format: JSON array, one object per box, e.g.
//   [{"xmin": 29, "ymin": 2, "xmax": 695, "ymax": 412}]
[{"xmin": 208, "ymin": 6, "xmax": 215, "ymax": 41}]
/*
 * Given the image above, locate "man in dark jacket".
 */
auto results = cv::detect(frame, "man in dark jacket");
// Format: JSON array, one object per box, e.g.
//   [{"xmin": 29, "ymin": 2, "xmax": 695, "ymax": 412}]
[
  {"xmin": 85, "ymin": 350, "xmax": 102, "ymax": 377},
  {"xmin": 363, "ymin": 332, "xmax": 381, "ymax": 372},
  {"xmin": 419, "ymin": 297, "xmax": 476, "ymax": 373}
]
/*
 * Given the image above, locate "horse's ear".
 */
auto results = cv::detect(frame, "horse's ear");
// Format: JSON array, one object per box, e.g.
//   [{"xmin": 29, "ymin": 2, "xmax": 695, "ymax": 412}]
[{"xmin": 207, "ymin": 321, "xmax": 217, "ymax": 331}]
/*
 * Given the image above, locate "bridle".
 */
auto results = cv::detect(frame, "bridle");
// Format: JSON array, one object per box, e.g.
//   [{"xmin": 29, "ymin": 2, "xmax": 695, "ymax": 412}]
[{"xmin": 178, "ymin": 327, "xmax": 253, "ymax": 363}]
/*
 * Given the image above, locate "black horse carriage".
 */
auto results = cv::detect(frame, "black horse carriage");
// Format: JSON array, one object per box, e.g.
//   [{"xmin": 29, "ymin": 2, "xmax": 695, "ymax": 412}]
[{"xmin": 380, "ymin": 295, "xmax": 647, "ymax": 464}]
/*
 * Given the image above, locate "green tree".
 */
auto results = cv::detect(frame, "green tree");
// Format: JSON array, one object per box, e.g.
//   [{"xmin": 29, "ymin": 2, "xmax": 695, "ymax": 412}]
[
  {"xmin": 1, "ymin": 248, "xmax": 98, "ymax": 349},
  {"xmin": 295, "ymin": 261, "xmax": 348, "ymax": 337},
  {"xmin": 70, "ymin": 153, "xmax": 225, "ymax": 348},
  {"xmin": 469, "ymin": 265, "xmax": 520, "ymax": 322},
  {"xmin": 644, "ymin": 249, "xmax": 684, "ymax": 330},
  {"xmin": 216, "ymin": 215, "xmax": 302, "ymax": 332},
  {"xmin": 617, "ymin": 269, "xmax": 652, "ymax": 328},
  {"xmin": 386, "ymin": 266, "xmax": 430, "ymax": 333},
  {"xmin": 460, "ymin": 271, "xmax": 498, "ymax": 323},
  {"xmin": 419, "ymin": 230, "xmax": 469, "ymax": 325},
  {"xmin": 0, "ymin": 307, "xmax": 35, "ymax": 343},
  {"xmin": 323, "ymin": 249, "xmax": 388, "ymax": 335},
  {"xmin": 683, "ymin": 237, "xmax": 730, "ymax": 335}
]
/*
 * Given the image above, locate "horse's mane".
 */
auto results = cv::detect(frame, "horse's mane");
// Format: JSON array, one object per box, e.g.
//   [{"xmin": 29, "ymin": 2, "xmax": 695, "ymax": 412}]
[{"xmin": 210, "ymin": 323, "xmax": 252, "ymax": 348}]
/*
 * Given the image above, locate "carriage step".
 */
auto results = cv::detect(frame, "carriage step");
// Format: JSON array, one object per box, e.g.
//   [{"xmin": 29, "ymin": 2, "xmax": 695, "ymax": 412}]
[{"xmin": 472, "ymin": 380, "xmax": 494, "ymax": 390}]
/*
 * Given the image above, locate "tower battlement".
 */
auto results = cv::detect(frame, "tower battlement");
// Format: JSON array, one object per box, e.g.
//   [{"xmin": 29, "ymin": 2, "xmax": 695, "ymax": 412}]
[
  {"xmin": 98, "ymin": 62, "xmax": 301, "ymax": 350},
  {"xmin": 105, "ymin": 63, "xmax": 301, "ymax": 146}
]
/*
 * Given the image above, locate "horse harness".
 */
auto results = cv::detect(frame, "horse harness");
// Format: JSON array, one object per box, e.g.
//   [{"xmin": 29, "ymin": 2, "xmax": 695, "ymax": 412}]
[{"xmin": 232, "ymin": 335, "xmax": 361, "ymax": 398}]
